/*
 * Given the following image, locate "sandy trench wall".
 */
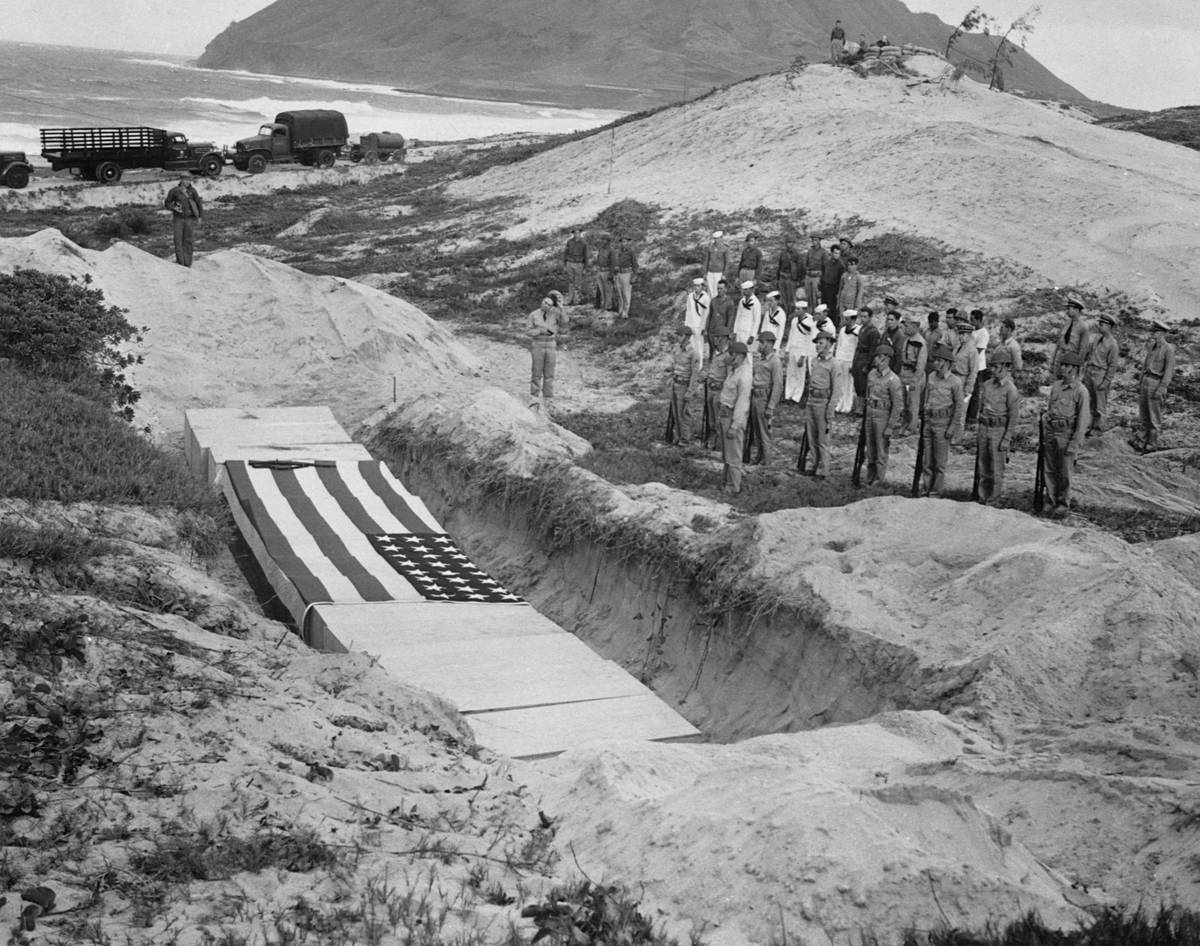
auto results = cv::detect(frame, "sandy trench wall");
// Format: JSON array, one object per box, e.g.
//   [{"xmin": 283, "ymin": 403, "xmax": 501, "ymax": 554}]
[{"xmin": 369, "ymin": 427, "xmax": 981, "ymax": 742}]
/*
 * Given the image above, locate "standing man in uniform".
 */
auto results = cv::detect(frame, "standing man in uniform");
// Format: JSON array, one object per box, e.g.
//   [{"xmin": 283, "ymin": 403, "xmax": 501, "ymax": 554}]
[
  {"xmin": 1051, "ymin": 296, "xmax": 1090, "ymax": 376},
  {"xmin": 775, "ymin": 235, "xmax": 801, "ymax": 317},
  {"xmin": 758, "ymin": 290, "xmax": 786, "ymax": 347},
  {"xmin": 1041, "ymin": 352, "xmax": 1090, "ymax": 515},
  {"xmin": 898, "ymin": 313, "xmax": 927, "ymax": 434},
  {"xmin": 819, "ymin": 244, "xmax": 846, "ymax": 320},
  {"xmin": 165, "ymin": 172, "xmax": 203, "ymax": 267},
  {"xmin": 830, "ymin": 19, "xmax": 847, "ymax": 63},
  {"xmin": 974, "ymin": 348, "xmax": 1020, "ymax": 504},
  {"xmin": 592, "ymin": 234, "xmax": 616, "ymax": 312},
  {"xmin": 718, "ymin": 341, "xmax": 753, "ymax": 493},
  {"xmin": 803, "ymin": 234, "xmax": 828, "ymax": 313},
  {"xmin": 703, "ymin": 231, "xmax": 729, "ymax": 300},
  {"xmin": 665, "ymin": 325, "xmax": 702, "ymax": 445},
  {"xmin": 613, "ymin": 236, "xmax": 638, "ymax": 318},
  {"xmin": 733, "ymin": 280, "xmax": 761, "ymax": 345},
  {"xmin": 952, "ymin": 318, "xmax": 979, "ymax": 412},
  {"xmin": 784, "ymin": 303, "xmax": 815, "ymax": 403},
  {"xmin": 1084, "ymin": 313, "xmax": 1120, "ymax": 436},
  {"xmin": 837, "ymin": 256, "xmax": 865, "ymax": 325},
  {"xmin": 562, "ymin": 228, "xmax": 589, "ymax": 304},
  {"xmin": 800, "ymin": 331, "xmax": 839, "ymax": 478},
  {"xmin": 703, "ymin": 327, "xmax": 732, "ymax": 450},
  {"xmin": 851, "ymin": 306, "xmax": 880, "ymax": 403},
  {"xmin": 738, "ymin": 234, "xmax": 763, "ymax": 289},
  {"xmin": 919, "ymin": 344, "xmax": 965, "ymax": 497},
  {"xmin": 882, "ymin": 305, "xmax": 905, "ymax": 374},
  {"xmin": 528, "ymin": 295, "xmax": 567, "ymax": 416},
  {"xmin": 1136, "ymin": 319, "xmax": 1176, "ymax": 451},
  {"xmin": 862, "ymin": 344, "xmax": 904, "ymax": 485},
  {"xmin": 965, "ymin": 309, "xmax": 990, "ymax": 425},
  {"xmin": 747, "ymin": 330, "xmax": 784, "ymax": 465},
  {"xmin": 682, "ymin": 277, "xmax": 710, "ymax": 362},
  {"xmin": 706, "ymin": 278, "xmax": 736, "ymax": 358},
  {"xmin": 997, "ymin": 317, "xmax": 1023, "ymax": 371}
]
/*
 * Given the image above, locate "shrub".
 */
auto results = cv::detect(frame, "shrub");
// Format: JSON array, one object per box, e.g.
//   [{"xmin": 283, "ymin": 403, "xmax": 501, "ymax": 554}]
[
  {"xmin": 0, "ymin": 268, "xmax": 145, "ymax": 420},
  {"xmin": 591, "ymin": 199, "xmax": 659, "ymax": 243},
  {"xmin": 94, "ymin": 208, "xmax": 153, "ymax": 240},
  {"xmin": 855, "ymin": 232, "xmax": 947, "ymax": 274}
]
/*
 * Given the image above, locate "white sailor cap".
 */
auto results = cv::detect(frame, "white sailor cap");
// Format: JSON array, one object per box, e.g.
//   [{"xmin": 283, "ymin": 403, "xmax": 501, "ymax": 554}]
[{"xmin": 740, "ymin": 280, "xmax": 756, "ymax": 290}]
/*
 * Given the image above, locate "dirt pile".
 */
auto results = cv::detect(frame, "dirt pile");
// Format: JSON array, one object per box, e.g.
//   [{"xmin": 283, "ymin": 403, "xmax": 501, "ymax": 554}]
[
  {"xmin": 0, "ymin": 229, "xmax": 481, "ymax": 440},
  {"xmin": 450, "ymin": 56, "xmax": 1200, "ymax": 318}
]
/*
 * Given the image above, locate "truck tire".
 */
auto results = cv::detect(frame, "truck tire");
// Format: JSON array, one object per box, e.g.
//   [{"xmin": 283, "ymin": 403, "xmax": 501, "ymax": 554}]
[
  {"xmin": 247, "ymin": 154, "xmax": 268, "ymax": 174},
  {"xmin": 363, "ymin": 150, "xmax": 380, "ymax": 165},
  {"xmin": 95, "ymin": 161, "xmax": 122, "ymax": 185},
  {"xmin": 4, "ymin": 166, "xmax": 30, "ymax": 189},
  {"xmin": 200, "ymin": 154, "xmax": 223, "ymax": 178},
  {"xmin": 316, "ymin": 150, "xmax": 336, "ymax": 169}
]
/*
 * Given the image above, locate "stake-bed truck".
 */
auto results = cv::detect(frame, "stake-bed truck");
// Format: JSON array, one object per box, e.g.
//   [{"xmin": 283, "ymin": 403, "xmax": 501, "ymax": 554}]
[
  {"xmin": 1, "ymin": 151, "xmax": 33, "ymax": 189},
  {"xmin": 231, "ymin": 109, "xmax": 349, "ymax": 173},
  {"xmin": 39, "ymin": 127, "xmax": 224, "ymax": 184}
]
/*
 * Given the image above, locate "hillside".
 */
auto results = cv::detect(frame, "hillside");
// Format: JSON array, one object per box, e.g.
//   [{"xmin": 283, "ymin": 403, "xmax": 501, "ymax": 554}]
[
  {"xmin": 1097, "ymin": 105, "xmax": 1200, "ymax": 152},
  {"xmin": 196, "ymin": 0, "xmax": 1091, "ymax": 110}
]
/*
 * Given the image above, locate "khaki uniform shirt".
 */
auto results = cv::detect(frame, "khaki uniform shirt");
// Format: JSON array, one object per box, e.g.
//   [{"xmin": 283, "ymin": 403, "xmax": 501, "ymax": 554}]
[
  {"xmin": 978, "ymin": 376, "xmax": 1021, "ymax": 437},
  {"xmin": 923, "ymin": 372, "xmax": 965, "ymax": 430},
  {"xmin": 751, "ymin": 351, "xmax": 784, "ymax": 411},
  {"xmin": 866, "ymin": 367, "xmax": 904, "ymax": 430},
  {"xmin": 1046, "ymin": 379, "xmax": 1090, "ymax": 448}
]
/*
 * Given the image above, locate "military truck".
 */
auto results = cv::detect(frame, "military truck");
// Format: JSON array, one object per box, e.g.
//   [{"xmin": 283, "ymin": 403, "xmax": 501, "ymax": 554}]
[
  {"xmin": 347, "ymin": 132, "xmax": 407, "ymax": 164},
  {"xmin": 1, "ymin": 151, "xmax": 34, "ymax": 189},
  {"xmin": 39, "ymin": 127, "xmax": 224, "ymax": 184},
  {"xmin": 231, "ymin": 109, "xmax": 349, "ymax": 173}
]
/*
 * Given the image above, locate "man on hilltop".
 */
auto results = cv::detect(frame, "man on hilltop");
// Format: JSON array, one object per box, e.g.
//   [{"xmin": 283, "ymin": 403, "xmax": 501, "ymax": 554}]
[
  {"xmin": 614, "ymin": 236, "xmax": 638, "ymax": 318},
  {"xmin": 164, "ymin": 173, "xmax": 203, "ymax": 267},
  {"xmin": 830, "ymin": 19, "xmax": 847, "ymax": 64},
  {"xmin": 562, "ymin": 228, "xmax": 589, "ymax": 305}
]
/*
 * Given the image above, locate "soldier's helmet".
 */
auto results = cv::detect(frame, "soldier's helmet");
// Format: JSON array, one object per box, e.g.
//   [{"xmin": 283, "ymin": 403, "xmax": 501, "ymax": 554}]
[
  {"xmin": 1060, "ymin": 352, "xmax": 1084, "ymax": 367},
  {"xmin": 933, "ymin": 344, "xmax": 955, "ymax": 361},
  {"xmin": 990, "ymin": 349, "xmax": 1012, "ymax": 366},
  {"xmin": 874, "ymin": 345, "xmax": 894, "ymax": 359}
]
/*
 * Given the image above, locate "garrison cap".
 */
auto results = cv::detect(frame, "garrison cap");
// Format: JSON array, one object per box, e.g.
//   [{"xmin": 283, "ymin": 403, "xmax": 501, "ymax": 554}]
[
  {"xmin": 675, "ymin": 324, "xmax": 693, "ymax": 336},
  {"xmin": 989, "ymin": 348, "xmax": 1012, "ymax": 365},
  {"xmin": 1152, "ymin": 319, "xmax": 1170, "ymax": 332},
  {"xmin": 933, "ymin": 344, "xmax": 955, "ymax": 361},
  {"xmin": 710, "ymin": 326, "xmax": 731, "ymax": 337},
  {"xmin": 728, "ymin": 341, "xmax": 750, "ymax": 354},
  {"xmin": 874, "ymin": 344, "xmax": 894, "ymax": 359},
  {"xmin": 1066, "ymin": 295, "xmax": 1084, "ymax": 310},
  {"xmin": 1060, "ymin": 352, "xmax": 1084, "ymax": 366},
  {"xmin": 758, "ymin": 330, "xmax": 777, "ymax": 342},
  {"xmin": 740, "ymin": 279, "xmax": 756, "ymax": 290},
  {"xmin": 1098, "ymin": 313, "xmax": 1117, "ymax": 326},
  {"xmin": 884, "ymin": 295, "xmax": 899, "ymax": 306}
]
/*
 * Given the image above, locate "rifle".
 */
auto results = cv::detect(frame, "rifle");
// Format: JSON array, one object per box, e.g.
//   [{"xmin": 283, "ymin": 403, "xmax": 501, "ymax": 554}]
[
  {"xmin": 665, "ymin": 393, "xmax": 677, "ymax": 445},
  {"xmin": 1033, "ymin": 414, "xmax": 1046, "ymax": 513},
  {"xmin": 701, "ymin": 393, "xmax": 711, "ymax": 448},
  {"xmin": 742, "ymin": 405, "xmax": 757, "ymax": 463},
  {"xmin": 971, "ymin": 433, "xmax": 981, "ymax": 502},
  {"xmin": 911, "ymin": 391, "xmax": 927, "ymax": 497},
  {"xmin": 796, "ymin": 429, "xmax": 810, "ymax": 473},
  {"xmin": 851, "ymin": 407, "xmax": 868, "ymax": 486}
]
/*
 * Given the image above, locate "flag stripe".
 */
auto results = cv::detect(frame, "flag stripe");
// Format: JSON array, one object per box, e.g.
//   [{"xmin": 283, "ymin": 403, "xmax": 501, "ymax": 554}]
[
  {"xmin": 315, "ymin": 463, "xmax": 385, "ymax": 533},
  {"xmin": 335, "ymin": 462, "xmax": 419, "ymax": 534},
  {"xmin": 273, "ymin": 468, "xmax": 393, "ymax": 602},
  {"xmin": 372, "ymin": 463, "xmax": 442, "ymax": 529},
  {"xmin": 290, "ymin": 467, "xmax": 421, "ymax": 601},
  {"xmin": 224, "ymin": 461, "xmax": 331, "ymax": 604},
  {"xmin": 357, "ymin": 461, "xmax": 441, "ymax": 533},
  {"xmin": 243, "ymin": 464, "xmax": 361, "ymax": 601}
]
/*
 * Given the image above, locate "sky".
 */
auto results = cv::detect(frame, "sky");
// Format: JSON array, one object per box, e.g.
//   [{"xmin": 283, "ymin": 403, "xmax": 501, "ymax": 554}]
[{"xmin": 4, "ymin": 0, "xmax": 1200, "ymax": 111}]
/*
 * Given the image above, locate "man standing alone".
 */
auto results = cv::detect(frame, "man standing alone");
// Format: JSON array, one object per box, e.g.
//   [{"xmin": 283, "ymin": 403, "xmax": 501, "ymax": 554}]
[
  {"xmin": 563, "ymin": 228, "xmax": 589, "ymax": 304},
  {"xmin": 830, "ymin": 19, "xmax": 846, "ymax": 64},
  {"xmin": 165, "ymin": 173, "xmax": 203, "ymax": 267},
  {"xmin": 528, "ymin": 295, "xmax": 567, "ymax": 416}
]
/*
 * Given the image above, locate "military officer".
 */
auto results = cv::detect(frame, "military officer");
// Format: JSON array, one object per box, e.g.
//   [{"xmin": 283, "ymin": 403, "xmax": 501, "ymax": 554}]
[
  {"xmin": 862, "ymin": 344, "xmax": 904, "ymax": 486},
  {"xmin": 665, "ymin": 324, "xmax": 701, "ymax": 445},
  {"xmin": 1136, "ymin": 319, "xmax": 1176, "ymax": 451},
  {"xmin": 1041, "ymin": 351, "xmax": 1091, "ymax": 515},
  {"xmin": 1084, "ymin": 312, "xmax": 1120, "ymax": 436},
  {"xmin": 718, "ymin": 341, "xmax": 753, "ymax": 493},
  {"xmin": 919, "ymin": 344, "xmax": 965, "ymax": 497},
  {"xmin": 747, "ymin": 330, "xmax": 784, "ymax": 464},
  {"xmin": 800, "ymin": 331, "xmax": 839, "ymax": 478},
  {"xmin": 974, "ymin": 348, "xmax": 1020, "ymax": 504},
  {"xmin": 703, "ymin": 327, "xmax": 732, "ymax": 450}
]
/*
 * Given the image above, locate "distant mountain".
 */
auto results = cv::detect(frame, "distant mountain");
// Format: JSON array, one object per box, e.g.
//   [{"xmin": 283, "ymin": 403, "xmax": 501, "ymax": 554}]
[
  {"xmin": 1096, "ymin": 106, "xmax": 1200, "ymax": 152},
  {"xmin": 197, "ymin": 0, "xmax": 1094, "ymax": 110}
]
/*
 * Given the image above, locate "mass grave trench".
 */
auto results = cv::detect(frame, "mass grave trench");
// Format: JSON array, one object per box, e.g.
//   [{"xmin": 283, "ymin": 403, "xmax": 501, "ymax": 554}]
[{"xmin": 367, "ymin": 424, "xmax": 974, "ymax": 743}]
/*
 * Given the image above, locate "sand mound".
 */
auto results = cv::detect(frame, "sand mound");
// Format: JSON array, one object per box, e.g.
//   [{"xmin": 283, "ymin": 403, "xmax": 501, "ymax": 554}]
[
  {"xmin": 0, "ymin": 229, "xmax": 481, "ymax": 439},
  {"xmin": 451, "ymin": 59, "xmax": 1200, "ymax": 317},
  {"xmin": 542, "ymin": 713, "xmax": 1083, "ymax": 946}
]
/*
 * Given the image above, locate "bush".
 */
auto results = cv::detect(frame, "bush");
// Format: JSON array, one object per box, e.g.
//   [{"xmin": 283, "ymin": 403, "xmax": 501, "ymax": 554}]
[
  {"xmin": 94, "ymin": 208, "xmax": 153, "ymax": 240},
  {"xmin": 0, "ymin": 268, "xmax": 145, "ymax": 420},
  {"xmin": 591, "ymin": 199, "xmax": 659, "ymax": 243},
  {"xmin": 855, "ymin": 232, "xmax": 947, "ymax": 274}
]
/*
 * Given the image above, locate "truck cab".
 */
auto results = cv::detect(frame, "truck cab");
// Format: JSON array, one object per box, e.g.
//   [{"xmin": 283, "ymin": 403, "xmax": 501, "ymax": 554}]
[
  {"xmin": 233, "ymin": 110, "xmax": 347, "ymax": 173},
  {"xmin": 1, "ymin": 151, "xmax": 33, "ymax": 189}
]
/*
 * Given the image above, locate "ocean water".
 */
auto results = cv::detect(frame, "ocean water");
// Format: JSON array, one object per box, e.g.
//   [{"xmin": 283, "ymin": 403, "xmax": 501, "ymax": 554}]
[{"xmin": 0, "ymin": 42, "xmax": 623, "ymax": 164}]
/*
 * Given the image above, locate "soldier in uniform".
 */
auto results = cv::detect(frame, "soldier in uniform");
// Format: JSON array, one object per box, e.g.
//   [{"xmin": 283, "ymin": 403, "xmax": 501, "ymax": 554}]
[
  {"xmin": 592, "ymin": 234, "xmax": 616, "ymax": 311},
  {"xmin": 898, "ymin": 313, "xmax": 928, "ymax": 435},
  {"xmin": 682, "ymin": 277, "xmax": 709, "ymax": 361},
  {"xmin": 733, "ymin": 280, "xmax": 761, "ymax": 345},
  {"xmin": 974, "ymin": 348, "xmax": 1020, "ymax": 504},
  {"xmin": 784, "ymin": 304, "xmax": 815, "ymax": 403},
  {"xmin": 1136, "ymin": 319, "xmax": 1176, "ymax": 451},
  {"xmin": 665, "ymin": 324, "xmax": 702, "ymax": 445},
  {"xmin": 718, "ymin": 341, "xmax": 753, "ymax": 493},
  {"xmin": 862, "ymin": 344, "xmax": 904, "ymax": 485},
  {"xmin": 1084, "ymin": 313, "xmax": 1120, "ymax": 436},
  {"xmin": 1051, "ymin": 296, "xmax": 1090, "ymax": 376},
  {"xmin": 703, "ymin": 327, "xmax": 732, "ymax": 450},
  {"xmin": 919, "ymin": 344, "xmax": 965, "ymax": 497},
  {"xmin": 758, "ymin": 290, "xmax": 786, "ymax": 347},
  {"xmin": 562, "ymin": 228, "xmax": 589, "ymax": 304},
  {"xmin": 703, "ymin": 230, "xmax": 729, "ymax": 300},
  {"xmin": 705, "ymin": 278, "xmax": 736, "ymax": 358},
  {"xmin": 952, "ymin": 318, "xmax": 979, "ymax": 411},
  {"xmin": 775, "ymin": 235, "xmax": 801, "ymax": 316},
  {"xmin": 165, "ymin": 173, "xmax": 203, "ymax": 267},
  {"xmin": 1041, "ymin": 351, "xmax": 1091, "ymax": 515},
  {"xmin": 801, "ymin": 331, "xmax": 839, "ymax": 478},
  {"xmin": 528, "ymin": 295, "xmax": 567, "ymax": 416},
  {"xmin": 738, "ymin": 234, "xmax": 763, "ymax": 288},
  {"xmin": 747, "ymin": 330, "xmax": 784, "ymax": 464}
]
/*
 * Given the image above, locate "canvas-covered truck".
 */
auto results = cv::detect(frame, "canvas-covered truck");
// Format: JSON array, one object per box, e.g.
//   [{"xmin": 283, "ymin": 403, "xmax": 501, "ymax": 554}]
[
  {"xmin": 231, "ymin": 109, "xmax": 348, "ymax": 173},
  {"xmin": 39, "ymin": 127, "xmax": 224, "ymax": 184},
  {"xmin": 1, "ymin": 151, "xmax": 34, "ymax": 189},
  {"xmin": 347, "ymin": 131, "xmax": 406, "ymax": 164}
]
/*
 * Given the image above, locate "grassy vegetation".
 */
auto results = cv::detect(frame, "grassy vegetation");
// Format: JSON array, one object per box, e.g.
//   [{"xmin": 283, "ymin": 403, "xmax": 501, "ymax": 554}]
[{"xmin": 903, "ymin": 907, "xmax": 1200, "ymax": 946}]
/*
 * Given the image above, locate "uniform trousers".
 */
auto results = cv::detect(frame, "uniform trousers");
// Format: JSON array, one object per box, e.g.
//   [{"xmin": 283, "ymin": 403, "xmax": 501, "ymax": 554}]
[
  {"xmin": 530, "ymin": 337, "xmax": 557, "ymax": 400},
  {"xmin": 565, "ymin": 261, "xmax": 586, "ymax": 303},
  {"xmin": 921, "ymin": 416, "xmax": 952, "ymax": 496},
  {"xmin": 975, "ymin": 418, "xmax": 1008, "ymax": 503},
  {"xmin": 615, "ymin": 270, "xmax": 633, "ymax": 317},
  {"xmin": 172, "ymin": 216, "xmax": 196, "ymax": 267},
  {"xmin": 900, "ymin": 372, "xmax": 923, "ymax": 431},
  {"xmin": 803, "ymin": 394, "xmax": 831, "ymax": 476},
  {"xmin": 864, "ymin": 407, "xmax": 892, "ymax": 485},
  {"xmin": 1042, "ymin": 428, "xmax": 1076, "ymax": 508},
  {"xmin": 1138, "ymin": 376, "xmax": 1164, "ymax": 447},
  {"xmin": 718, "ymin": 409, "xmax": 745, "ymax": 492},
  {"xmin": 746, "ymin": 393, "xmax": 772, "ymax": 464},
  {"xmin": 595, "ymin": 270, "xmax": 615, "ymax": 310},
  {"xmin": 1084, "ymin": 372, "xmax": 1110, "ymax": 433},
  {"xmin": 668, "ymin": 381, "xmax": 692, "ymax": 443}
]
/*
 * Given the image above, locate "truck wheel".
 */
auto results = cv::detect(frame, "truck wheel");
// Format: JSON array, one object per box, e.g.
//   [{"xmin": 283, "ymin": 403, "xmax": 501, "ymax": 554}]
[
  {"xmin": 316, "ymin": 150, "xmax": 336, "ymax": 169},
  {"xmin": 363, "ymin": 150, "xmax": 380, "ymax": 165},
  {"xmin": 247, "ymin": 154, "xmax": 268, "ymax": 174},
  {"xmin": 95, "ymin": 161, "xmax": 122, "ymax": 185},
  {"xmin": 4, "ymin": 166, "xmax": 30, "ymax": 189},
  {"xmin": 200, "ymin": 155, "xmax": 223, "ymax": 178}
]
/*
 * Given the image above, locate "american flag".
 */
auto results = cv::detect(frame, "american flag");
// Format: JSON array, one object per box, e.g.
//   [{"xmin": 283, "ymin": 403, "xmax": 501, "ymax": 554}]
[{"xmin": 367, "ymin": 533, "xmax": 522, "ymax": 603}]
